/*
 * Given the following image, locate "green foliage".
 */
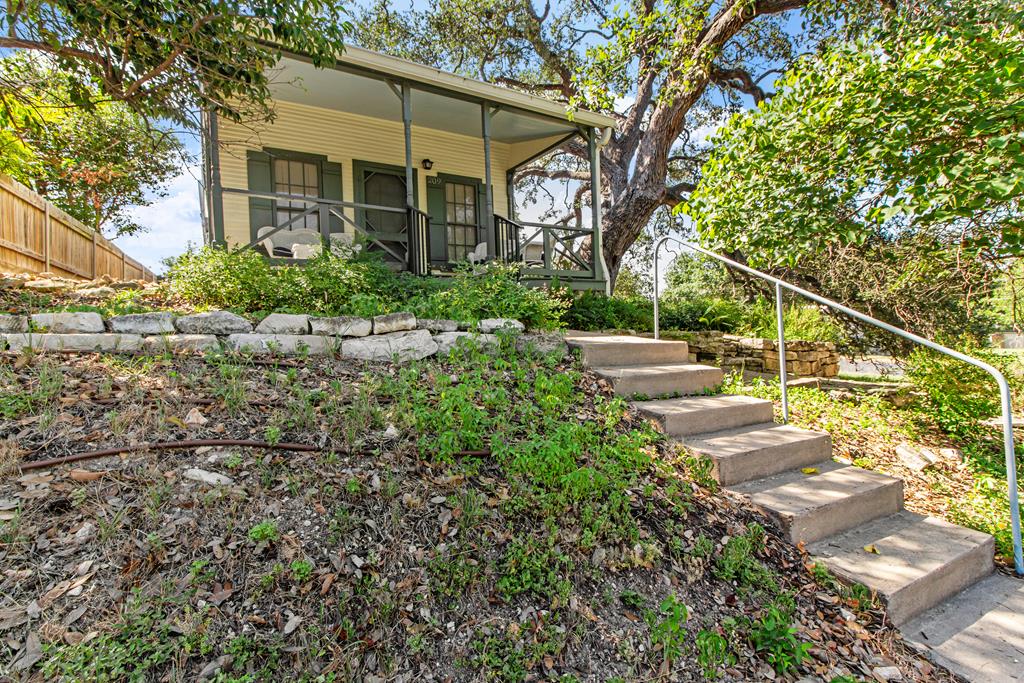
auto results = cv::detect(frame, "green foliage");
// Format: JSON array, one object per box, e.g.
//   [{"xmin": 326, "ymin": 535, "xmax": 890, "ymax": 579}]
[
  {"xmin": 737, "ymin": 298, "xmax": 844, "ymax": 344},
  {"xmin": 0, "ymin": 359, "xmax": 63, "ymax": 419},
  {"xmin": 289, "ymin": 560, "xmax": 314, "ymax": 582},
  {"xmin": 1, "ymin": 0, "xmax": 350, "ymax": 130},
  {"xmin": 248, "ymin": 520, "xmax": 280, "ymax": 543},
  {"xmin": 1, "ymin": 55, "xmax": 185, "ymax": 236},
  {"xmin": 714, "ymin": 523, "xmax": 777, "ymax": 593},
  {"xmin": 748, "ymin": 600, "xmax": 812, "ymax": 675},
  {"xmin": 41, "ymin": 593, "xmax": 186, "ymax": 681},
  {"xmin": 497, "ymin": 535, "xmax": 573, "ymax": 602},
  {"xmin": 690, "ymin": 5, "xmax": 1024, "ymax": 267},
  {"xmin": 647, "ymin": 594, "xmax": 688, "ymax": 665},
  {"xmin": 659, "ymin": 296, "xmax": 745, "ymax": 333},
  {"xmin": 167, "ymin": 248, "xmax": 565, "ymax": 328},
  {"xmin": 695, "ymin": 629, "xmax": 735, "ymax": 679},
  {"xmin": 562, "ymin": 291, "xmax": 653, "ymax": 332},
  {"xmin": 410, "ymin": 263, "xmax": 568, "ymax": 330}
]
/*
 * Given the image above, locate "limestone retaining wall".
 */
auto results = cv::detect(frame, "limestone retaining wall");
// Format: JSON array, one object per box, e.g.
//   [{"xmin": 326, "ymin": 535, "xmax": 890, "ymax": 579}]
[{"xmin": 676, "ymin": 330, "xmax": 840, "ymax": 378}]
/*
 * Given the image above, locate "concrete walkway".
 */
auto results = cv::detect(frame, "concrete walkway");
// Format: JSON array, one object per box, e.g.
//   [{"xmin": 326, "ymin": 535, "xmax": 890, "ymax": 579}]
[{"xmin": 567, "ymin": 333, "xmax": 1020, "ymax": 682}]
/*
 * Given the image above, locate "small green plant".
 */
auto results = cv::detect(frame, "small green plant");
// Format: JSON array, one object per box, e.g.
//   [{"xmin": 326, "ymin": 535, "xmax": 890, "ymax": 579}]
[
  {"xmin": 248, "ymin": 520, "xmax": 280, "ymax": 543},
  {"xmin": 497, "ymin": 536, "xmax": 573, "ymax": 602},
  {"xmin": 695, "ymin": 629, "xmax": 735, "ymax": 678},
  {"xmin": 748, "ymin": 601, "xmax": 812, "ymax": 675},
  {"xmin": 715, "ymin": 524, "xmax": 777, "ymax": 593},
  {"xmin": 647, "ymin": 594, "xmax": 688, "ymax": 667},
  {"xmin": 290, "ymin": 559, "xmax": 314, "ymax": 582}
]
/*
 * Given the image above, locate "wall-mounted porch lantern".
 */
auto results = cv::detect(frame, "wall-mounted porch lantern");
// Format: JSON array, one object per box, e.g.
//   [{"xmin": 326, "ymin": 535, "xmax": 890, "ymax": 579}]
[{"xmin": 421, "ymin": 158, "xmax": 434, "ymax": 170}]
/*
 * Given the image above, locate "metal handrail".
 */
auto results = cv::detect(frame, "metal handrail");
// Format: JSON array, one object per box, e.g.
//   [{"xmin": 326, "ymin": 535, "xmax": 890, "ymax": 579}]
[{"xmin": 653, "ymin": 235, "xmax": 1024, "ymax": 575}]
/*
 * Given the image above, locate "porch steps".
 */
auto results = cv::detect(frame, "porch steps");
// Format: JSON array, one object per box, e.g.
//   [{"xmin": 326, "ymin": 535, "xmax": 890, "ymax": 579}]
[{"xmin": 571, "ymin": 333, "xmax": 1009, "ymax": 680}]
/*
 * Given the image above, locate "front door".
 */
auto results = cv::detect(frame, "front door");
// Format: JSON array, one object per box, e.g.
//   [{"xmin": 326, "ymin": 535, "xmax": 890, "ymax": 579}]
[
  {"xmin": 426, "ymin": 174, "xmax": 483, "ymax": 266},
  {"xmin": 357, "ymin": 164, "xmax": 411, "ymax": 267}
]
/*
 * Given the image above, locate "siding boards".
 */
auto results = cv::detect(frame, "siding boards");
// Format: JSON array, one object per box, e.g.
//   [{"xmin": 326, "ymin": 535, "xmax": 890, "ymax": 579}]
[{"xmin": 218, "ymin": 100, "xmax": 511, "ymax": 247}]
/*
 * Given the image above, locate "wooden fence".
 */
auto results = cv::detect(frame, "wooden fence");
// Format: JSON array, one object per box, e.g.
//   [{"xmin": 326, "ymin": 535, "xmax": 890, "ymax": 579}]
[{"xmin": 0, "ymin": 174, "xmax": 156, "ymax": 282}]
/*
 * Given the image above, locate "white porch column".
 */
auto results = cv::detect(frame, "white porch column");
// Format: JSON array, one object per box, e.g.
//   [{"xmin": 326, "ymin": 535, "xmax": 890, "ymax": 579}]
[
  {"xmin": 588, "ymin": 127, "xmax": 610, "ymax": 294},
  {"xmin": 482, "ymin": 104, "xmax": 495, "ymax": 258}
]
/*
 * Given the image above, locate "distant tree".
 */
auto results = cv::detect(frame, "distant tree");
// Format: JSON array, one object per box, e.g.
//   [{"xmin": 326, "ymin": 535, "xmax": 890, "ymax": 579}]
[
  {"xmin": 356, "ymin": 0, "xmax": 895, "ymax": 290},
  {"xmin": 0, "ymin": 0, "xmax": 351, "ymax": 129},
  {"xmin": 1, "ymin": 57, "xmax": 185, "ymax": 237}
]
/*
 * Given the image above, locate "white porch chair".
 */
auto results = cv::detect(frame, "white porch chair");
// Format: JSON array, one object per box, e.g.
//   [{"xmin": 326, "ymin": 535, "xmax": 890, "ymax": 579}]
[{"xmin": 467, "ymin": 242, "xmax": 488, "ymax": 265}]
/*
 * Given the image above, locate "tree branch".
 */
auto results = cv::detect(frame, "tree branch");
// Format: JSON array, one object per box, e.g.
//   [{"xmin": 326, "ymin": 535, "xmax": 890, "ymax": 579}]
[{"xmin": 709, "ymin": 65, "xmax": 768, "ymax": 104}]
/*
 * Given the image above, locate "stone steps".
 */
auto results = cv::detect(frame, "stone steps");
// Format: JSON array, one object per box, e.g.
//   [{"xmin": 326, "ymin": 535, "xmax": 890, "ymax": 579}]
[
  {"xmin": 729, "ymin": 461, "xmax": 904, "ymax": 544},
  {"xmin": 575, "ymin": 333, "xmax": 1007, "ymax": 679},
  {"xmin": 634, "ymin": 394, "xmax": 774, "ymax": 436},
  {"xmin": 592, "ymin": 363, "xmax": 723, "ymax": 397},
  {"xmin": 810, "ymin": 511, "xmax": 994, "ymax": 626},
  {"xmin": 680, "ymin": 422, "xmax": 832, "ymax": 486},
  {"xmin": 567, "ymin": 335, "xmax": 691, "ymax": 366}
]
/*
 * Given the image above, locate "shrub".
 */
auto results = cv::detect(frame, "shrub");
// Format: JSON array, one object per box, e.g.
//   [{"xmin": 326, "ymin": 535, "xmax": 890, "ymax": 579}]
[
  {"xmin": 563, "ymin": 291, "xmax": 653, "ymax": 331},
  {"xmin": 659, "ymin": 296, "xmax": 745, "ymax": 332},
  {"xmin": 409, "ymin": 262, "xmax": 567, "ymax": 330},
  {"xmin": 737, "ymin": 297, "xmax": 844, "ymax": 344},
  {"xmin": 166, "ymin": 248, "xmax": 565, "ymax": 328}
]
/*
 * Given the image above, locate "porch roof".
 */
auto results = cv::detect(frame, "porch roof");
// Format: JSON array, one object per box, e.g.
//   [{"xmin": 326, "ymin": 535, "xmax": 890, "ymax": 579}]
[{"xmin": 268, "ymin": 46, "xmax": 616, "ymax": 148}]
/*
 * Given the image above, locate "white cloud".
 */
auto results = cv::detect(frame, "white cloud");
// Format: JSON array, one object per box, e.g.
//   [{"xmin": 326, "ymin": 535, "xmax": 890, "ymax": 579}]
[{"xmin": 113, "ymin": 166, "xmax": 204, "ymax": 274}]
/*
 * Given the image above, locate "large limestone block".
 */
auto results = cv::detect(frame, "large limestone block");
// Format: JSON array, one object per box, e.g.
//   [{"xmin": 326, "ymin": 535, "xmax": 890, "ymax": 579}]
[
  {"xmin": 142, "ymin": 334, "xmax": 221, "ymax": 353},
  {"xmin": 343, "ymin": 329, "xmax": 437, "ymax": 362},
  {"xmin": 227, "ymin": 334, "xmax": 334, "ymax": 355},
  {"xmin": 31, "ymin": 312, "xmax": 104, "ymax": 333},
  {"xmin": 514, "ymin": 331, "xmax": 567, "ymax": 357},
  {"xmin": 372, "ymin": 312, "xmax": 416, "ymax": 334},
  {"xmin": 255, "ymin": 313, "xmax": 310, "ymax": 334},
  {"xmin": 0, "ymin": 315, "xmax": 28, "ymax": 333},
  {"xmin": 478, "ymin": 318, "xmax": 525, "ymax": 334},
  {"xmin": 417, "ymin": 318, "xmax": 459, "ymax": 333},
  {"xmin": 26, "ymin": 333, "xmax": 143, "ymax": 352},
  {"xmin": 108, "ymin": 312, "xmax": 175, "ymax": 334},
  {"xmin": 175, "ymin": 311, "xmax": 252, "ymax": 335},
  {"xmin": 310, "ymin": 316, "xmax": 372, "ymax": 337},
  {"xmin": 433, "ymin": 331, "xmax": 499, "ymax": 355}
]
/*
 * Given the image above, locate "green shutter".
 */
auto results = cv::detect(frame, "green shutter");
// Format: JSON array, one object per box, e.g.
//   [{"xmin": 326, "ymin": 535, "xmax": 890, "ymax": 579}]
[
  {"xmin": 321, "ymin": 161, "xmax": 343, "ymax": 235},
  {"xmin": 247, "ymin": 150, "xmax": 274, "ymax": 245}
]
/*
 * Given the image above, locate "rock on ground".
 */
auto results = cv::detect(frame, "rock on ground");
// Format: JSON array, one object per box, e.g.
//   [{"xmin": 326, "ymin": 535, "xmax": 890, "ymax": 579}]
[
  {"xmin": 142, "ymin": 335, "xmax": 221, "ymax": 353},
  {"xmin": 432, "ymin": 331, "xmax": 499, "ymax": 355},
  {"xmin": 343, "ymin": 329, "xmax": 437, "ymax": 362},
  {"xmin": 30, "ymin": 312, "xmax": 105, "ymax": 333},
  {"xmin": 310, "ymin": 316, "xmax": 372, "ymax": 337},
  {"xmin": 372, "ymin": 312, "xmax": 416, "ymax": 335},
  {"xmin": 175, "ymin": 311, "xmax": 252, "ymax": 335},
  {"xmin": 515, "ymin": 331, "xmax": 568, "ymax": 357},
  {"xmin": 255, "ymin": 313, "xmax": 310, "ymax": 334},
  {"xmin": 417, "ymin": 318, "xmax": 459, "ymax": 333},
  {"xmin": 0, "ymin": 315, "xmax": 28, "ymax": 333},
  {"xmin": 478, "ymin": 318, "xmax": 525, "ymax": 334},
  {"xmin": 227, "ymin": 334, "xmax": 335, "ymax": 355},
  {"xmin": 107, "ymin": 312, "xmax": 175, "ymax": 335}
]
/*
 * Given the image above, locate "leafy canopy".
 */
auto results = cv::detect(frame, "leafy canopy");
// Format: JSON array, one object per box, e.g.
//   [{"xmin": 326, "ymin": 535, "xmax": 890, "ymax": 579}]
[
  {"xmin": 0, "ymin": 0, "xmax": 351, "ymax": 127},
  {"xmin": 686, "ymin": 2, "xmax": 1024, "ymax": 267},
  {"xmin": 0, "ymin": 56, "xmax": 185, "ymax": 236}
]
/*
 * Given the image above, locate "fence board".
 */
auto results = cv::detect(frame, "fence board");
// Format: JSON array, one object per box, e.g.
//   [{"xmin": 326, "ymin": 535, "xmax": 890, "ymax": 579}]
[{"xmin": 0, "ymin": 174, "xmax": 156, "ymax": 281}]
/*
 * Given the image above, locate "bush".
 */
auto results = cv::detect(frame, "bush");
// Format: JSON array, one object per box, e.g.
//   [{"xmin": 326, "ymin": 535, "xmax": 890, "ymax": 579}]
[
  {"xmin": 563, "ymin": 291, "xmax": 653, "ymax": 331},
  {"xmin": 166, "ymin": 247, "xmax": 566, "ymax": 328},
  {"xmin": 408, "ymin": 263, "xmax": 568, "ymax": 330},
  {"xmin": 659, "ymin": 296, "xmax": 745, "ymax": 332},
  {"xmin": 737, "ymin": 297, "xmax": 844, "ymax": 344}
]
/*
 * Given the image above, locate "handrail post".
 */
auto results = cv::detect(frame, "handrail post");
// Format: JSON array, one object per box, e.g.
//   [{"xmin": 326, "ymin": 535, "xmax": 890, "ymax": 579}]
[
  {"xmin": 996, "ymin": 374, "xmax": 1024, "ymax": 574},
  {"xmin": 775, "ymin": 282, "xmax": 789, "ymax": 423},
  {"xmin": 653, "ymin": 236, "xmax": 668, "ymax": 340}
]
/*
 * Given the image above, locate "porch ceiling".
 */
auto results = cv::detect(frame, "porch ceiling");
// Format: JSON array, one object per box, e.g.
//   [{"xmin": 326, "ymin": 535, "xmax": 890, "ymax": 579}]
[{"xmin": 268, "ymin": 56, "xmax": 589, "ymax": 144}]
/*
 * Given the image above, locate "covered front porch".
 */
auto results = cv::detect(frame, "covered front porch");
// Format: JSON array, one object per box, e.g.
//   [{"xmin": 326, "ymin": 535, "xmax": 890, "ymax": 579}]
[{"xmin": 203, "ymin": 47, "xmax": 616, "ymax": 292}]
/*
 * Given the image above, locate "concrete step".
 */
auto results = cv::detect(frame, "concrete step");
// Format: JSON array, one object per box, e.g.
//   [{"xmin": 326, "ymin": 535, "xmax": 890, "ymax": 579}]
[
  {"xmin": 568, "ymin": 335, "xmax": 691, "ymax": 367},
  {"xmin": 592, "ymin": 363, "xmax": 723, "ymax": 397},
  {"xmin": 729, "ymin": 461, "xmax": 903, "ymax": 544},
  {"xmin": 681, "ymin": 423, "xmax": 831, "ymax": 486},
  {"xmin": 634, "ymin": 394, "xmax": 774, "ymax": 437},
  {"xmin": 809, "ymin": 510, "xmax": 994, "ymax": 626},
  {"xmin": 902, "ymin": 572, "xmax": 1023, "ymax": 682}
]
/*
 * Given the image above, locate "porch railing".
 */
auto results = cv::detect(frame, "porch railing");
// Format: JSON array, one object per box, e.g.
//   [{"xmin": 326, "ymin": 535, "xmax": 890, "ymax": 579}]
[
  {"xmin": 494, "ymin": 214, "xmax": 596, "ymax": 280},
  {"xmin": 221, "ymin": 187, "xmax": 426, "ymax": 270},
  {"xmin": 652, "ymin": 236, "xmax": 1024, "ymax": 576}
]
